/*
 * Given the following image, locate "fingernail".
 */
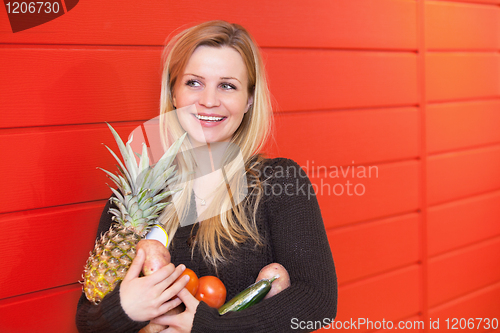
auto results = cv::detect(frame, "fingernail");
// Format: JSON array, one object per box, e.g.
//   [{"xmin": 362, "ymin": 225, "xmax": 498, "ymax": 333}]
[
  {"xmin": 185, "ymin": 275, "xmax": 190, "ymax": 281},
  {"xmin": 181, "ymin": 264, "xmax": 186, "ymax": 271}
]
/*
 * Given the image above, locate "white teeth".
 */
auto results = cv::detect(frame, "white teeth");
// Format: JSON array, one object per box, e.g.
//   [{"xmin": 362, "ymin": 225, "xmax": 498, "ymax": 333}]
[{"xmin": 195, "ymin": 114, "xmax": 224, "ymax": 121}]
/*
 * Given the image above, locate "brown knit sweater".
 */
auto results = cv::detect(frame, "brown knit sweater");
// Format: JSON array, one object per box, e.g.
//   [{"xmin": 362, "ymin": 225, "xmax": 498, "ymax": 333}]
[{"xmin": 76, "ymin": 158, "xmax": 337, "ymax": 332}]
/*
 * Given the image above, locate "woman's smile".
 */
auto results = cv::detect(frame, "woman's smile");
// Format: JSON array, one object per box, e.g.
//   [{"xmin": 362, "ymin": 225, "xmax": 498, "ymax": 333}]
[
  {"xmin": 193, "ymin": 113, "xmax": 227, "ymax": 126},
  {"xmin": 173, "ymin": 45, "xmax": 253, "ymax": 146}
]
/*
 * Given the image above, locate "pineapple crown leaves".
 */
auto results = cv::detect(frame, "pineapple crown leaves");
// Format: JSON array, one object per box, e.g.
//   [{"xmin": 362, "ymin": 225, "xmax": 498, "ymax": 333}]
[{"xmin": 98, "ymin": 123, "xmax": 186, "ymax": 231}]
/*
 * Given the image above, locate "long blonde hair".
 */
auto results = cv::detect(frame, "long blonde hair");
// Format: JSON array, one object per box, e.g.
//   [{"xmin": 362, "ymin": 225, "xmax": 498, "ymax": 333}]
[{"xmin": 157, "ymin": 20, "xmax": 273, "ymax": 267}]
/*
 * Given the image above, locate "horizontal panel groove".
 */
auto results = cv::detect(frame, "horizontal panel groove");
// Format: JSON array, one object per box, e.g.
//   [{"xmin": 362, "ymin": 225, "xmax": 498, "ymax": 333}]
[
  {"xmin": 428, "ymin": 188, "xmax": 500, "ymax": 211},
  {"xmin": 429, "ymin": 279, "xmax": 500, "ymax": 311},
  {"xmin": 427, "ymin": 48, "xmax": 500, "ymax": 52},
  {"xmin": 428, "ymin": 186, "xmax": 500, "ymax": 209},
  {"xmin": 428, "ymin": 141, "xmax": 500, "ymax": 157},
  {"xmin": 325, "ymin": 211, "xmax": 419, "ymax": 233},
  {"xmin": 338, "ymin": 264, "xmax": 420, "ymax": 289},
  {"xmin": 306, "ymin": 158, "xmax": 421, "ymax": 175},
  {"xmin": 274, "ymin": 103, "xmax": 421, "ymax": 115},
  {"xmin": 431, "ymin": 234, "xmax": 500, "ymax": 260},
  {"xmin": 0, "ymin": 282, "xmax": 81, "ymax": 303},
  {"xmin": 429, "ymin": 234, "xmax": 500, "ymax": 261},
  {"xmin": 429, "ymin": 233, "xmax": 500, "ymax": 260},
  {"xmin": 0, "ymin": 44, "xmax": 418, "ymax": 53},
  {"xmin": 0, "ymin": 120, "xmax": 146, "ymax": 135},
  {"xmin": 426, "ymin": 96, "xmax": 500, "ymax": 106},
  {"xmin": 338, "ymin": 262, "xmax": 421, "ymax": 288},
  {"xmin": 427, "ymin": 95, "xmax": 500, "ymax": 105},
  {"xmin": 328, "ymin": 208, "xmax": 421, "ymax": 229},
  {"xmin": 429, "ymin": 280, "xmax": 500, "ymax": 313},
  {"xmin": 437, "ymin": 0, "xmax": 500, "ymax": 6},
  {"xmin": 0, "ymin": 44, "xmax": 165, "ymax": 50},
  {"xmin": 264, "ymin": 46, "xmax": 418, "ymax": 53},
  {"xmin": 0, "ymin": 198, "xmax": 106, "ymax": 220},
  {"xmin": 0, "ymin": 118, "xmax": 154, "ymax": 131}
]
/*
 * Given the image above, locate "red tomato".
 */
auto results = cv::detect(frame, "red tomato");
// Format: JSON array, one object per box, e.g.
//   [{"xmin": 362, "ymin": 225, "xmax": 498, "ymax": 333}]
[
  {"xmin": 195, "ymin": 276, "xmax": 227, "ymax": 308},
  {"xmin": 176, "ymin": 268, "xmax": 199, "ymax": 296}
]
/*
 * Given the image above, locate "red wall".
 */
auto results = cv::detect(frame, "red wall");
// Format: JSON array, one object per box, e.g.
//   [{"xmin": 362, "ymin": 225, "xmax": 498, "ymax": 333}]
[{"xmin": 1, "ymin": 1, "xmax": 499, "ymax": 332}]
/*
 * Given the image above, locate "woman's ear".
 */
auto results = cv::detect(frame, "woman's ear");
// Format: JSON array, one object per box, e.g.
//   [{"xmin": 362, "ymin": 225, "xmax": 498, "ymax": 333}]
[
  {"xmin": 172, "ymin": 96, "xmax": 177, "ymax": 108},
  {"xmin": 245, "ymin": 95, "xmax": 254, "ymax": 113}
]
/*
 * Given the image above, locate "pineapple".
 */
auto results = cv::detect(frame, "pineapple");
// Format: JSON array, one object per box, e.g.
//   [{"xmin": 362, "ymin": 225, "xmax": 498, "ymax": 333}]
[{"xmin": 83, "ymin": 123, "xmax": 185, "ymax": 304}]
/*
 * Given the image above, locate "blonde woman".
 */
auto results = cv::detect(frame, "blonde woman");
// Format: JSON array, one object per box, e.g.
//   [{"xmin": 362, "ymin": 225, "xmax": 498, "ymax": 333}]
[{"xmin": 76, "ymin": 20, "xmax": 337, "ymax": 333}]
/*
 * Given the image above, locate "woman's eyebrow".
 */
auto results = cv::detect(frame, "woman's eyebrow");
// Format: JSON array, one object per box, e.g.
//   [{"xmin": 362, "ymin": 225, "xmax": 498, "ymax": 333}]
[
  {"xmin": 221, "ymin": 76, "xmax": 241, "ymax": 83},
  {"xmin": 184, "ymin": 73, "xmax": 204, "ymax": 79},
  {"xmin": 184, "ymin": 73, "xmax": 241, "ymax": 83}
]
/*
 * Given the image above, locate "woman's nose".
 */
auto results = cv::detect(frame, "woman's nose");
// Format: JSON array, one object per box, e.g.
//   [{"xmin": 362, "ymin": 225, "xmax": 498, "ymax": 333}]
[{"xmin": 199, "ymin": 86, "xmax": 220, "ymax": 108}]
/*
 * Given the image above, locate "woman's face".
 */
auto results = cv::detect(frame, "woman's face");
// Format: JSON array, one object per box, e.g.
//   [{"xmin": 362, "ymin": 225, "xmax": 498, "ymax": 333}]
[{"xmin": 173, "ymin": 45, "xmax": 253, "ymax": 147}]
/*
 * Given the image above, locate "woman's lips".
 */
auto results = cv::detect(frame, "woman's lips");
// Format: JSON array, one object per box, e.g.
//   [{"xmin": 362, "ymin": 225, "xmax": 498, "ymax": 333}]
[{"xmin": 192, "ymin": 113, "xmax": 227, "ymax": 127}]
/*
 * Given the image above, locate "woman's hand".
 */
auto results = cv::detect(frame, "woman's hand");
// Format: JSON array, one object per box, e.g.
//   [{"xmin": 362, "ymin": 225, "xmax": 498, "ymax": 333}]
[
  {"xmin": 120, "ymin": 248, "xmax": 189, "ymax": 322},
  {"xmin": 151, "ymin": 287, "xmax": 200, "ymax": 333}
]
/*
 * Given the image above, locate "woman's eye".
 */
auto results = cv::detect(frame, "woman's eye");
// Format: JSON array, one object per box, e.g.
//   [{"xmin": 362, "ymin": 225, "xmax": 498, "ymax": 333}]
[
  {"xmin": 186, "ymin": 80, "xmax": 201, "ymax": 87},
  {"xmin": 220, "ymin": 83, "xmax": 236, "ymax": 90}
]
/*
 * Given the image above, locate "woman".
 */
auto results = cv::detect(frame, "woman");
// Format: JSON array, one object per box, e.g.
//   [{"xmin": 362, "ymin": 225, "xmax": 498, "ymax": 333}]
[{"xmin": 76, "ymin": 20, "xmax": 337, "ymax": 332}]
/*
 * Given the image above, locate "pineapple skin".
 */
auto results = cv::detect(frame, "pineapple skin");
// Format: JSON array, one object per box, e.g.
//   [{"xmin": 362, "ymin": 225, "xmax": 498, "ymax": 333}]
[{"xmin": 83, "ymin": 225, "xmax": 141, "ymax": 304}]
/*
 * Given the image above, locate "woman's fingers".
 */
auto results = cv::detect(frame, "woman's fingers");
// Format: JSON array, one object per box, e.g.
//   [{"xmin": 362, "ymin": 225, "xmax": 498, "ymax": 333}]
[
  {"xmin": 158, "ymin": 270, "xmax": 189, "ymax": 303},
  {"xmin": 123, "ymin": 248, "xmax": 145, "ymax": 281},
  {"xmin": 153, "ymin": 288, "xmax": 198, "ymax": 333},
  {"xmin": 158, "ymin": 296, "xmax": 183, "ymax": 315},
  {"xmin": 176, "ymin": 288, "xmax": 199, "ymax": 310},
  {"xmin": 146, "ymin": 263, "xmax": 177, "ymax": 286},
  {"xmin": 154, "ymin": 264, "xmax": 186, "ymax": 295}
]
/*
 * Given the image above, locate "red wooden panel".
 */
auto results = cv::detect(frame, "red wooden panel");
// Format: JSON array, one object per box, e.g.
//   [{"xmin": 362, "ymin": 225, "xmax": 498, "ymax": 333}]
[
  {"xmin": 428, "ymin": 190, "xmax": 500, "ymax": 256},
  {"xmin": 267, "ymin": 107, "xmax": 419, "ymax": 167},
  {"xmin": 429, "ymin": 282, "xmax": 500, "ymax": 332},
  {"xmin": 426, "ymin": 100, "xmax": 500, "ymax": 154},
  {"xmin": 427, "ymin": 145, "xmax": 500, "ymax": 205},
  {"xmin": 334, "ymin": 266, "xmax": 420, "ymax": 333},
  {"xmin": 315, "ymin": 161, "xmax": 419, "ymax": 228},
  {"xmin": 266, "ymin": 49, "xmax": 418, "ymax": 112},
  {"xmin": 0, "ymin": 284, "xmax": 81, "ymax": 333},
  {"xmin": 0, "ymin": 201, "xmax": 104, "ymax": 299},
  {"xmin": 428, "ymin": 237, "xmax": 500, "ymax": 307},
  {"xmin": 327, "ymin": 213, "xmax": 419, "ymax": 284},
  {"xmin": 425, "ymin": 53, "xmax": 500, "ymax": 102},
  {"xmin": 1, "ymin": 48, "xmax": 418, "ymax": 128},
  {"xmin": 0, "ymin": 47, "xmax": 162, "ymax": 128},
  {"xmin": 0, "ymin": 122, "xmax": 139, "ymax": 214},
  {"xmin": 436, "ymin": 0, "xmax": 500, "ymax": 4},
  {"xmin": 425, "ymin": 1, "xmax": 500, "ymax": 50},
  {"xmin": 0, "ymin": 0, "xmax": 417, "ymax": 50}
]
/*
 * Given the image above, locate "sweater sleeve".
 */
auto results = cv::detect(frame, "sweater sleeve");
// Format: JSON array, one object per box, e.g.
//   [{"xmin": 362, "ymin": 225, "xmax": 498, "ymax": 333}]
[
  {"xmin": 75, "ymin": 199, "xmax": 149, "ymax": 333},
  {"xmin": 190, "ymin": 158, "xmax": 338, "ymax": 332}
]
